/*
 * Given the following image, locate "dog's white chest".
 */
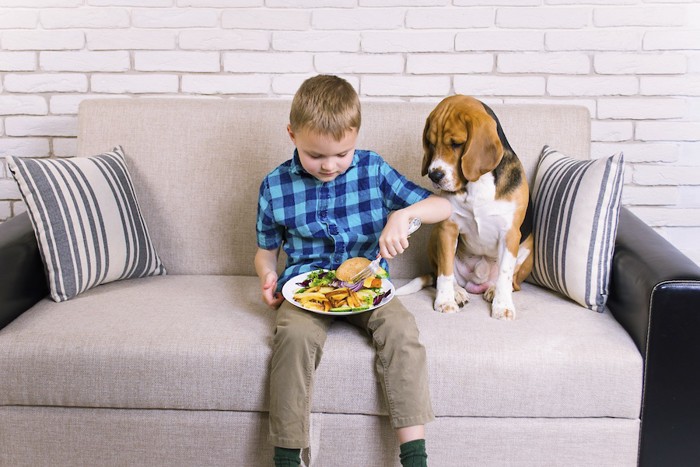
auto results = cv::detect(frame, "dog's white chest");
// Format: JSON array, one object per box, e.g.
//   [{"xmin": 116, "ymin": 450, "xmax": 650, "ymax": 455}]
[{"xmin": 446, "ymin": 173, "xmax": 516, "ymax": 256}]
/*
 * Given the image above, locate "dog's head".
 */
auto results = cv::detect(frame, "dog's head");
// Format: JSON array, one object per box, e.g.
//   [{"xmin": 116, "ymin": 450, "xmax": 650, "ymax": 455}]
[{"xmin": 422, "ymin": 95, "xmax": 504, "ymax": 192}]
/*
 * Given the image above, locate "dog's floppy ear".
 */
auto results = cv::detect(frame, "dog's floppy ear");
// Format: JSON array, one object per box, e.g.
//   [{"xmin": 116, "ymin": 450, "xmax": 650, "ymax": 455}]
[
  {"xmin": 460, "ymin": 111, "xmax": 503, "ymax": 182},
  {"xmin": 421, "ymin": 116, "xmax": 433, "ymax": 176}
]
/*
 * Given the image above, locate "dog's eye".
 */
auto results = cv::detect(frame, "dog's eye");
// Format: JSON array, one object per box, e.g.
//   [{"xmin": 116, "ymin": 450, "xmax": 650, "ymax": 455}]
[
  {"xmin": 428, "ymin": 142, "xmax": 435, "ymax": 151},
  {"xmin": 451, "ymin": 142, "xmax": 464, "ymax": 151}
]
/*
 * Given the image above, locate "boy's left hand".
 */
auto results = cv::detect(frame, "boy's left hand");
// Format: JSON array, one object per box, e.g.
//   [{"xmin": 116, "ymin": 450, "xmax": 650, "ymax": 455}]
[
  {"xmin": 261, "ymin": 271, "xmax": 284, "ymax": 309},
  {"xmin": 379, "ymin": 211, "xmax": 412, "ymax": 259}
]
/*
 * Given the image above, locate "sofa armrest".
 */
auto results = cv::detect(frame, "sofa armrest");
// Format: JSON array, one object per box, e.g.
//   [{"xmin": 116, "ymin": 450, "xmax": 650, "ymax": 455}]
[
  {"xmin": 0, "ymin": 212, "xmax": 48, "ymax": 330},
  {"xmin": 607, "ymin": 207, "xmax": 700, "ymax": 466}
]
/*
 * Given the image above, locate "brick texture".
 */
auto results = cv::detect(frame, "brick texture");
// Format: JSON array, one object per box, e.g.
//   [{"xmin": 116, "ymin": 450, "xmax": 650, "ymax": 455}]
[{"xmin": 0, "ymin": 1, "xmax": 698, "ymax": 265}]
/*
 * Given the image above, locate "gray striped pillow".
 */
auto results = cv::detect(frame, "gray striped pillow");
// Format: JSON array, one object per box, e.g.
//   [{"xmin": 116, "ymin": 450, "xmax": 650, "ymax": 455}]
[
  {"xmin": 531, "ymin": 146, "xmax": 624, "ymax": 312},
  {"xmin": 7, "ymin": 146, "xmax": 166, "ymax": 302}
]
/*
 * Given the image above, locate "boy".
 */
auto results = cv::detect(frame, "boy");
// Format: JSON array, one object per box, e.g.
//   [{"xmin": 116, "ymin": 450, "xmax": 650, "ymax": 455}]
[{"xmin": 255, "ymin": 75, "xmax": 452, "ymax": 467}]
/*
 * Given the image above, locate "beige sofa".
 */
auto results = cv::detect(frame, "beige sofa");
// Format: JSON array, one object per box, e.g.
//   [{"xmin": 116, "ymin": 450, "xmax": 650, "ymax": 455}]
[{"xmin": 1, "ymin": 98, "xmax": 699, "ymax": 466}]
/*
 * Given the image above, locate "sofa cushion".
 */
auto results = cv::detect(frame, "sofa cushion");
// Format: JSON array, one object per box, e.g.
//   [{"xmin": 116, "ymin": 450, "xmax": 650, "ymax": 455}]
[
  {"xmin": 0, "ymin": 276, "xmax": 641, "ymax": 419},
  {"xmin": 0, "ymin": 407, "xmax": 639, "ymax": 467},
  {"xmin": 6, "ymin": 147, "xmax": 166, "ymax": 302},
  {"xmin": 530, "ymin": 146, "xmax": 625, "ymax": 312}
]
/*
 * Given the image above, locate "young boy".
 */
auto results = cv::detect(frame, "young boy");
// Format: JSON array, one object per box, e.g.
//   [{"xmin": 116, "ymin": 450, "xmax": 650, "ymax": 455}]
[{"xmin": 255, "ymin": 75, "xmax": 452, "ymax": 467}]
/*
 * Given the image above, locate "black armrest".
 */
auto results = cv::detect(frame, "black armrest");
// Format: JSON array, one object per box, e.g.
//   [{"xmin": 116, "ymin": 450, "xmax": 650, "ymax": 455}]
[
  {"xmin": 607, "ymin": 207, "xmax": 700, "ymax": 467},
  {"xmin": 0, "ymin": 212, "xmax": 48, "ymax": 330}
]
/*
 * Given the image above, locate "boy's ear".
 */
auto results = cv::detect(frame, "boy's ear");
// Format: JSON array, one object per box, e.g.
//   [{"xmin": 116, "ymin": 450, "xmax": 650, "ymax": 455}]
[{"xmin": 287, "ymin": 124, "xmax": 296, "ymax": 144}]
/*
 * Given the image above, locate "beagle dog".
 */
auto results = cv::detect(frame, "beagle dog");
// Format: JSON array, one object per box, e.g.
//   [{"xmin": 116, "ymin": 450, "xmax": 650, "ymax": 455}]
[{"xmin": 399, "ymin": 95, "xmax": 533, "ymax": 319}]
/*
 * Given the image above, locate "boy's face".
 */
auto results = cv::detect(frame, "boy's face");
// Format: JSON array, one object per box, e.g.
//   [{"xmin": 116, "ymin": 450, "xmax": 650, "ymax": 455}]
[{"xmin": 288, "ymin": 125, "xmax": 357, "ymax": 183}]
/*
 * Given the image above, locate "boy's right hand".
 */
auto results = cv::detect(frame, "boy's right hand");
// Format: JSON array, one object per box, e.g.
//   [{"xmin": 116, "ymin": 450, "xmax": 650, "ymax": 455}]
[{"xmin": 261, "ymin": 271, "xmax": 284, "ymax": 309}]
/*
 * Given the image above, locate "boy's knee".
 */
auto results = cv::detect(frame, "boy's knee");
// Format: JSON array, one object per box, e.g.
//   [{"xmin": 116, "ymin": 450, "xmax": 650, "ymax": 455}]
[
  {"xmin": 273, "ymin": 318, "xmax": 326, "ymax": 354},
  {"xmin": 372, "ymin": 309, "xmax": 421, "ymax": 348}
]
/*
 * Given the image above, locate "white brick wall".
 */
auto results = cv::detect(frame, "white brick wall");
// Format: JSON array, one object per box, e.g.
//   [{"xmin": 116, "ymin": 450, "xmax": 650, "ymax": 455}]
[{"xmin": 0, "ymin": 1, "xmax": 699, "ymax": 265}]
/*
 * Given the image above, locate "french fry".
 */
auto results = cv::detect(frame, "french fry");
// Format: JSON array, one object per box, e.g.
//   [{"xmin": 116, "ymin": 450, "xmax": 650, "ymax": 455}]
[
  {"xmin": 302, "ymin": 300, "xmax": 326, "ymax": 312},
  {"xmin": 326, "ymin": 287, "xmax": 349, "ymax": 298},
  {"xmin": 332, "ymin": 298, "xmax": 347, "ymax": 308},
  {"xmin": 294, "ymin": 291, "xmax": 328, "ymax": 301}
]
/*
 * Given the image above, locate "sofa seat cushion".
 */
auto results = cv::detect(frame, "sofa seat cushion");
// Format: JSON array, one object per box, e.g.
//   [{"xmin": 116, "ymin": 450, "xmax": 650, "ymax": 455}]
[{"xmin": 0, "ymin": 275, "xmax": 642, "ymax": 419}]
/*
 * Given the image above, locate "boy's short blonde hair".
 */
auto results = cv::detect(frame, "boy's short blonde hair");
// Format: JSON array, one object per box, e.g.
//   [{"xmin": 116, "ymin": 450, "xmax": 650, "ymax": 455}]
[{"xmin": 289, "ymin": 75, "xmax": 361, "ymax": 141}]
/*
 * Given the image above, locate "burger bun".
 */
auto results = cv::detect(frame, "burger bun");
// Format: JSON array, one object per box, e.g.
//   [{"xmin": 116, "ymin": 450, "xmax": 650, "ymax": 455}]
[{"xmin": 336, "ymin": 257, "xmax": 371, "ymax": 282}]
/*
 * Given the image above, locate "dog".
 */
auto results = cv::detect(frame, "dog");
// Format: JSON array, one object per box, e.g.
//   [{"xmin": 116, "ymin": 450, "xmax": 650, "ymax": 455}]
[{"xmin": 398, "ymin": 95, "xmax": 533, "ymax": 320}]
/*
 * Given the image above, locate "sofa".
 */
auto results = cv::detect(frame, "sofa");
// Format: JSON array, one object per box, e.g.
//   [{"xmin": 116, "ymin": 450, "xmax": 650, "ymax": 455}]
[{"xmin": 1, "ymin": 98, "xmax": 699, "ymax": 467}]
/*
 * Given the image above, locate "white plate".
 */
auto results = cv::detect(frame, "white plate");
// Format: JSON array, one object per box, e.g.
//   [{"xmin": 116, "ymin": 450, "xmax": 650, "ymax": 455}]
[{"xmin": 282, "ymin": 269, "xmax": 395, "ymax": 316}]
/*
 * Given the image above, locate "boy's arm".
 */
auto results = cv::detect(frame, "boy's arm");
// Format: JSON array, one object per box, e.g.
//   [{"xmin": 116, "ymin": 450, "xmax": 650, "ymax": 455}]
[
  {"xmin": 400, "ymin": 194, "xmax": 452, "ymax": 225},
  {"xmin": 255, "ymin": 247, "xmax": 284, "ymax": 309},
  {"xmin": 380, "ymin": 194, "xmax": 452, "ymax": 259}
]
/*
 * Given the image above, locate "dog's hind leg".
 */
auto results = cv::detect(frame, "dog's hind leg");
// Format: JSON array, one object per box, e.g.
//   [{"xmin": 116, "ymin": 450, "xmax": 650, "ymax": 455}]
[
  {"xmin": 453, "ymin": 282, "xmax": 470, "ymax": 307},
  {"xmin": 512, "ymin": 233, "xmax": 534, "ymax": 291}
]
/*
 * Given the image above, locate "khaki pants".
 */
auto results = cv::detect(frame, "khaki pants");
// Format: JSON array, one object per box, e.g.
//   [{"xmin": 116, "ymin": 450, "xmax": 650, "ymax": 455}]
[{"xmin": 269, "ymin": 298, "xmax": 434, "ymax": 449}]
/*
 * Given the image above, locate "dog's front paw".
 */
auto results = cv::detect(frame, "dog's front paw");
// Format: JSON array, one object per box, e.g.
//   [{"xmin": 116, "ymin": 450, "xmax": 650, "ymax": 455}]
[
  {"xmin": 434, "ymin": 275, "xmax": 464, "ymax": 314},
  {"xmin": 434, "ymin": 297, "xmax": 460, "ymax": 314},
  {"xmin": 491, "ymin": 299, "xmax": 516, "ymax": 321},
  {"xmin": 434, "ymin": 286, "xmax": 470, "ymax": 313}
]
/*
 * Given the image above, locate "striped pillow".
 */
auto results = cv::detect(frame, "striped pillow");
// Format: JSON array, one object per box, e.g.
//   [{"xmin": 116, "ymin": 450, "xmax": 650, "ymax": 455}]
[
  {"xmin": 7, "ymin": 146, "xmax": 166, "ymax": 302},
  {"xmin": 530, "ymin": 146, "xmax": 624, "ymax": 312}
]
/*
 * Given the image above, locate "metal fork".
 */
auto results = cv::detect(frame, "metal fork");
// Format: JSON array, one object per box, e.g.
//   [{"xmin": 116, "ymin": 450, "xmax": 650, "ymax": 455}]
[{"xmin": 349, "ymin": 217, "xmax": 422, "ymax": 284}]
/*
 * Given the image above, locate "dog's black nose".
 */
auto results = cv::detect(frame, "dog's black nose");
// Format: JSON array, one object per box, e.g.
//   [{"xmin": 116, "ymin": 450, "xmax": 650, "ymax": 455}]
[{"xmin": 428, "ymin": 170, "xmax": 444, "ymax": 184}]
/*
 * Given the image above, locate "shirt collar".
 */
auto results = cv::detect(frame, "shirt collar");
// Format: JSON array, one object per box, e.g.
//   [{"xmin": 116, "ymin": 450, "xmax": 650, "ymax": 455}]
[
  {"xmin": 290, "ymin": 149, "xmax": 305, "ymax": 175},
  {"xmin": 290, "ymin": 149, "xmax": 360, "ymax": 179}
]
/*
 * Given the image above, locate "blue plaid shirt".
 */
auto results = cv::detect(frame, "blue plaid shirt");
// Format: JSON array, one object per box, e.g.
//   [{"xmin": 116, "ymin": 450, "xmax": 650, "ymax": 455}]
[{"xmin": 257, "ymin": 149, "xmax": 432, "ymax": 290}]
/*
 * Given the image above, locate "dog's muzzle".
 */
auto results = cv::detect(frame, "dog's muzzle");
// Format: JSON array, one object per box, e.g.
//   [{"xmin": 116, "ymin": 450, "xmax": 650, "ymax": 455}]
[
  {"xmin": 427, "ymin": 159, "xmax": 462, "ymax": 192},
  {"xmin": 428, "ymin": 169, "xmax": 445, "ymax": 185}
]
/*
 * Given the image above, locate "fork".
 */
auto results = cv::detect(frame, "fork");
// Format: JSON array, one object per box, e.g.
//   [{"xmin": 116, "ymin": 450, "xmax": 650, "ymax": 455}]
[{"xmin": 349, "ymin": 217, "xmax": 422, "ymax": 285}]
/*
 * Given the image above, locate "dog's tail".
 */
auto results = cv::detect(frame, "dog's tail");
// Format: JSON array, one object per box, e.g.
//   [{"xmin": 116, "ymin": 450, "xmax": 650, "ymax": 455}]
[{"xmin": 395, "ymin": 274, "xmax": 434, "ymax": 296}]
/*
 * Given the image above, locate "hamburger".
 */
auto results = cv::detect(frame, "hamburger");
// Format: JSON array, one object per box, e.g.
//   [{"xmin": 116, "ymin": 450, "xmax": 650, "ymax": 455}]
[{"xmin": 335, "ymin": 257, "xmax": 371, "ymax": 282}]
